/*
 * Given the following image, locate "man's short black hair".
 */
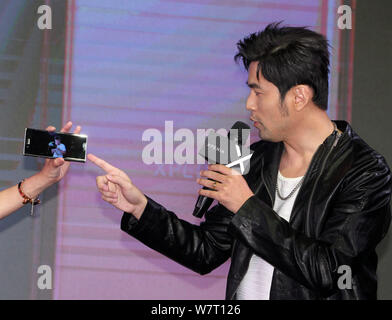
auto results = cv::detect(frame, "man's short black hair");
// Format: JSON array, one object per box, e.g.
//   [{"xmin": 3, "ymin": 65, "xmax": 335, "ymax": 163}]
[
  {"xmin": 54, "ymin": 135, "xmax": 61, "ymax": 141},
  {"xmin": 235, "ymin": 22, "xmax": 330, "ymax": 110}
]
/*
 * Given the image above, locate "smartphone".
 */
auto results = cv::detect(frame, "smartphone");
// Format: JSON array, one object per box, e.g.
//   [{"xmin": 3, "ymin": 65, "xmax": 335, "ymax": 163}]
[{"xmin": 23, "ymin": 128, "xmax": 87, "ymax": 163}]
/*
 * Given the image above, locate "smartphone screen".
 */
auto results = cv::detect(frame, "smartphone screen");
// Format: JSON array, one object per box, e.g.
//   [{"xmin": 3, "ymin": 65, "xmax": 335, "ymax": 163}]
[{"xmin": 23, "ymin": 128, "xmax": 87, "ymax": 163}]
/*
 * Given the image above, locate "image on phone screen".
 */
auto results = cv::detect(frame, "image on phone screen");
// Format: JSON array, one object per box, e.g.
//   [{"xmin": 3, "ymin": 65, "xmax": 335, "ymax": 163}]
[{"xmin": 23, "ymin": 128, "xmax": 88, "ymax": 163}]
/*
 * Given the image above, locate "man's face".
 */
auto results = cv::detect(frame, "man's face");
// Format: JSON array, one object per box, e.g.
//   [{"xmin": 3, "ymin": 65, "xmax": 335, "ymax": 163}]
[
  {"xmin": 246, "ymin": 61, "xmax": 290, "ymax": 142},
  {"xmin": 55, "ymin": 139, "xmax": 60, "ymax": 145}
]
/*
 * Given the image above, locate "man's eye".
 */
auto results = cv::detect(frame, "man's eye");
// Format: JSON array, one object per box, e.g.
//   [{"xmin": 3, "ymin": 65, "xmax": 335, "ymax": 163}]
[{"xmin": 255, "ymin": 91, "xmax": 262, "ymax": 96}]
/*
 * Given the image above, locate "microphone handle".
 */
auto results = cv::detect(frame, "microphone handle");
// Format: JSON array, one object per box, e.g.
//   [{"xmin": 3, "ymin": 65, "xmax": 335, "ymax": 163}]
[
  {"xmin": 193, "ymin": 177, "xmax": 216, "ymax": 218},
  {"xmin": 192, "ymin": 187, "xmax": 214, "ymax": 218}
]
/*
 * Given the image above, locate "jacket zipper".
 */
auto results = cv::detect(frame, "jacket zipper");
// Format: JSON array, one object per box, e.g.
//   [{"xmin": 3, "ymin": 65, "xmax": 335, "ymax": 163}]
[
  {"xmin": 261, "ymin": 161, "xmax": 274, "ymax": 206},
  {"xmin": 260, "ymin": 130, "xmax": 342, "ymax": 223},
  {"xmin": 253, "ymin": 157, "xmax": 266, "ymax": 196},
  {"xmin": 305, "ymin": 131, "xmax": 342, "ymax": 234}
]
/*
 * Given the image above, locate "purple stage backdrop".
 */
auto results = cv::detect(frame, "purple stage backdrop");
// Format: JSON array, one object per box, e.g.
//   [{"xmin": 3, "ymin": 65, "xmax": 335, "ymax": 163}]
[{"xmin": 54, "ymin": 0, "xmax": 346, "ymax": 299}]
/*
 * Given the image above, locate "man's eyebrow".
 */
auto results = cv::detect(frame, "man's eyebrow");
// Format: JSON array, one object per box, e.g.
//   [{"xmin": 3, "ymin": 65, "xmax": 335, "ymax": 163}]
[{"xmin": 246, "ymin": 81, "xmax": 262, "ymax": 89}]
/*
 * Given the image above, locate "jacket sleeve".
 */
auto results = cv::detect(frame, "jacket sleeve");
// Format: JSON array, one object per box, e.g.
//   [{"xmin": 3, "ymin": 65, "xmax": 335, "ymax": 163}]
[
  {"xmin": 121, "ymin": 196, "xmax": 235, "ymax": 275},
  {"xmin": 229, "ymin": 155, "xmax": 392, "ymax": 296}
]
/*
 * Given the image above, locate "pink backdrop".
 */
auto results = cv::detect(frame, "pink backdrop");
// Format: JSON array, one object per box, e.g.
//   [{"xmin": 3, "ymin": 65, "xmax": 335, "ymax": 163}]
[{"xmin": 54, "ymin": 0, "xmax": 344, "ymax": 299}]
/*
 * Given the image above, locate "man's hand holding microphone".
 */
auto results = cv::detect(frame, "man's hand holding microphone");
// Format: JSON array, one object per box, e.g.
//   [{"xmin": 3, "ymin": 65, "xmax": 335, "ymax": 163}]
[{"xmin": 197, "ymin": 164, "xmax": 254, "ymax": 214}]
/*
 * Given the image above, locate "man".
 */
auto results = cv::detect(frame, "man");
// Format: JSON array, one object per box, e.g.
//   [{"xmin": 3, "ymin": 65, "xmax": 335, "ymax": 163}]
[
  {"xmin": 89, "ymin": 23, "xmax": 391, "ymax": 299},
  {"xmin": 49, "ymin": 135, "xmax": 66, "ymax": 158}
]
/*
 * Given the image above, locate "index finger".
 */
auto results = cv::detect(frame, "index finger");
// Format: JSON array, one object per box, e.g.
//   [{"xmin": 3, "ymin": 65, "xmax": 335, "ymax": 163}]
[
  {"xmin": 88, "ymin": 153, "xmax": 118, "ymax": 173},
  {"xmin": 60, "ymin": 121, "xmax": 73, "ymax": 133}
]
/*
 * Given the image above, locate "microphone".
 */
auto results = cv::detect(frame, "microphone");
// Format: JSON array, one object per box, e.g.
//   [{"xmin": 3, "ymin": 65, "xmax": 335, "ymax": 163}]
[{"xmin": 192, "ymin": 121, "xmax": 251, "ymax": 218}]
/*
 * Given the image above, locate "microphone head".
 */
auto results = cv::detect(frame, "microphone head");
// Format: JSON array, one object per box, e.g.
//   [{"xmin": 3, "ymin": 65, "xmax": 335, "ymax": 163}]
[
  {"xmin": 197, "ymin": 121, "xmax": 251, "ymax": 166},
  {"xmin": 231, "ymin": 121, "xmax": 250, "ymax": 130},
  {"xmin": 228, "ymin": 121, "xmax": 250, "ymax": 146},
  {"xmin": 198, "ymin": 132, "xmax": 232, "ymax": 164}
]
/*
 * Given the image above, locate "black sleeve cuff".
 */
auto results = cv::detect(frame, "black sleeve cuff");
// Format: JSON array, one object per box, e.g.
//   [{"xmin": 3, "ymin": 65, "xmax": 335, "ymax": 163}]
[{"xmin": 120, "ymin": 196, "xmax": 162, "ymax": 236}]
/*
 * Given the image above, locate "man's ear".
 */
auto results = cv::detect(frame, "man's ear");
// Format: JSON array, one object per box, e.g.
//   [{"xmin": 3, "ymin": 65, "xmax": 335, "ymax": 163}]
[{"xmin": 292, "ymin": 85, "xmax": 313, "ymax": 111}]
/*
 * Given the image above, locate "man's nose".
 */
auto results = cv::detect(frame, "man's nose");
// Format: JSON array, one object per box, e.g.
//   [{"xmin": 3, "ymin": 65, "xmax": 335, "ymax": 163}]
[{"xmin": 246, "ymin": 94, "xmax": 256, "ymax": 111}]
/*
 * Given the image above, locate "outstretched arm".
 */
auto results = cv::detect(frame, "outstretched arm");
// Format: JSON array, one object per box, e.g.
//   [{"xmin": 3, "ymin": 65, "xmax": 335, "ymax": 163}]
[{"xmin": 89, "ymin": 154, "xmax": 234, "ymax": 274}]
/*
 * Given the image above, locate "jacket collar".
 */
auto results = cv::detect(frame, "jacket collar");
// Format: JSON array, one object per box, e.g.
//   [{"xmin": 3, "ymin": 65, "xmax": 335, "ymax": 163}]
[{"xmin": 259, "ymin": 120, "xmax": 353, "ymax": 223}]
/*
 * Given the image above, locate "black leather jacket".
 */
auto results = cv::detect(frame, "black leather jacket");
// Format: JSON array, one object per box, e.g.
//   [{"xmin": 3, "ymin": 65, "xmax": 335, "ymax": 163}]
[{"xmin": 121, "ymin": 121, "xmax": 391, "ymax": 299}]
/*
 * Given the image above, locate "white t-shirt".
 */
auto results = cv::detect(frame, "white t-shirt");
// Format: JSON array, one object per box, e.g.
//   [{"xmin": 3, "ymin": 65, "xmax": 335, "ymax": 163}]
[{"xmin": 236, "ymin": 171, "xmax": 304, "ymax": 300}]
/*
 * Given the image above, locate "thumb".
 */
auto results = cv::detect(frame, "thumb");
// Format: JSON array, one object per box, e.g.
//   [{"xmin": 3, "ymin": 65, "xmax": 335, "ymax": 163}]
[{"xmin": 53, "ymin": 157, "xmax": 65, "ymax": 167}]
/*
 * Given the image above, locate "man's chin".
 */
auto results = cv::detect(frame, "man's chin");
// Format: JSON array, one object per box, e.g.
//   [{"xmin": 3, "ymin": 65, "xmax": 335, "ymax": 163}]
[
  {"xmin": 256, "ymin": 125, "xmax": 266, "ymax": 139},
  {"xmin": 257, "ymin": 129, "xmax": 280, "ymax": 143},
  {"xmin": 258, "ymin": 130, "xmax": 269, "ymax": 141}
]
